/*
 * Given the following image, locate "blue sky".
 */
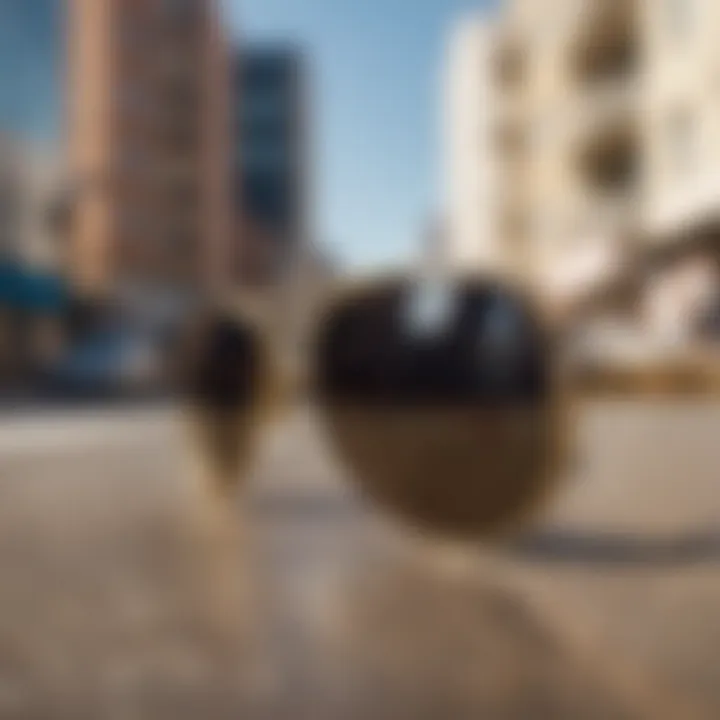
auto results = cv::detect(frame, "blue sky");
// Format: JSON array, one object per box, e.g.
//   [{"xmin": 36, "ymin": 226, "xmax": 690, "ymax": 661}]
[
  {"xmin": 0, "ymin": 0, "xmax": 61, "ymax": 143},
  {"xmin": 228, "ymin": 0, "xmax": 496, "ymax": 270}
]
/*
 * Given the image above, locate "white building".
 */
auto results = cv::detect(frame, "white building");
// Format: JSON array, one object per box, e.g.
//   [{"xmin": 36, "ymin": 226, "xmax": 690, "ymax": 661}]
[
  {"xmin": 0, "ymin": 134, "xmax": 64, "ymax": 271},
  {"xmin": 443, "ymin": 17, "xmax": 502, "ymax": 274},
  {"xmin": 443, "ymin": 0, "xmax": 720, "ymax": 341}
]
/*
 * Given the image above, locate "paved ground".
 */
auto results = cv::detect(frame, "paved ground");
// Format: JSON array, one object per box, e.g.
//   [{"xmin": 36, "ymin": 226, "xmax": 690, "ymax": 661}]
[{"xmin": 0, "ymin": 402, "xmax": 718, "ymax": 718}]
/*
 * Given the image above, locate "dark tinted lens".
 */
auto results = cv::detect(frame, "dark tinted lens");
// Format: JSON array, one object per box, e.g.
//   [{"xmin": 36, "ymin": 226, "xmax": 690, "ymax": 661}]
[
  {"xmin": 316, "ymin": 279, "xmax": 550, "ymax": 407},
  {"xmin": 189, "ymin": 314, "xmax": 261, "ymax": 412},
  {"xmin": 314, "ymin": 277, "xmax": 561, "ymax": 538},
  {"xmin": 181, "ymin": 310, "xmax": 267, "ymax": 493}
]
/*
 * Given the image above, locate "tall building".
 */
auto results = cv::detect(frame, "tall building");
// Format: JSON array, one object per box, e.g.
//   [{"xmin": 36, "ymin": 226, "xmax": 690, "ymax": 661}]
[
  {"xmin": 68, "ymin": 0, "xmax": 233, "ymax": 306},
  {"xmin": 444, "ymin": 0, "xmax": 720, "ymax": 338},
  {"xmin": 443, "ymin": 18, "xmax": 501, "ymax": 274},
  {"xmin": 234, "ymin": 46, "xmax": 309, "ymax": 285},
  {"xmin": 0, "ymin": 0, "xmax": 63, "ymax": 143}
]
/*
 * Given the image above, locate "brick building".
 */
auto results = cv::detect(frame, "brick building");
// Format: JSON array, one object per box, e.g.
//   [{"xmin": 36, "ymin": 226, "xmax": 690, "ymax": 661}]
[{"xmin": 68, "ymin": 0, "xmax": 233, "ymax": 308}]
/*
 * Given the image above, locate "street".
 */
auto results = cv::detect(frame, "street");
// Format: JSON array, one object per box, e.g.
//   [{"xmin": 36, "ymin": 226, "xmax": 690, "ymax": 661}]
[{"xmin": 0, "ymin": 402, "xmax": 718, "ymax": 718}]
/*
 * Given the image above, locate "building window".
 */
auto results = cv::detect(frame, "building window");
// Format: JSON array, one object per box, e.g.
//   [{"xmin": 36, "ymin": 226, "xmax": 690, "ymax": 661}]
[
  {"xmin": 167, "ymin": 229, "xmax": 195, "ymax": 251},
  {"xmin": 168, "ymin": 179, "xmax": 198, "ymax": 209},
  {"xmin": 503, "ymin": 207, "xmax": 528, "ymax": 240},
  {"xmin": 579, "ymin": 128, "xmax": 639, "ymax": 195},
  {"xmin": 242, "ymin": 93, "xmax": 286, "ymax": 124},
  {"xmin": 495, "ymin": 41, "xmax": 526, "ymax": 90},
  {"xmin": 495, "ymin": 121, "xmax": 527, "ymax": 156},
  {"xmin": 161, "ymin": 0, "xmax": 200, "ymax": 30},
  {"xmin": 162, "ymin": 0, "xmax": 196, "ymax": 16},
  {"xmin": 166, "ymin": 80, "xmax": 199, "ymax": 110},
  {"xmin": 243, "ymin": 143, "xmax": 287, "ymax": 174},
  {"xmin": 118, "ymin": 86, "xmax": 150, "ymax": 119},
  {"xmin": 120, "ymin": 148, "xmax": 146, "ymax": 175}
]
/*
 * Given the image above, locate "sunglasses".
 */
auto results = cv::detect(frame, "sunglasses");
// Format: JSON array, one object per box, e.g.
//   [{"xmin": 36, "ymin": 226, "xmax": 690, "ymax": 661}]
[{"xmin": 178, "ymin": 272, "xmax": 719, "ymax": 540}]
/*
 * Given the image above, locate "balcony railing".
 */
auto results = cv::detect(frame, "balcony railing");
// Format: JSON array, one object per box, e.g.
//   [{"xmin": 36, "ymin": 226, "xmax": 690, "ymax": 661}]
[
  {"xmin": 564, "ymin": 0, "xmax": 637, "ymax": 47},
  {"xmin": 571, "ymin": 76, "xmax": 638, "ymax": 142},
  {"xmin": 584, "ymin": 194, "xmax": 639, "ymax": 240},
  {"xmin": 644, "ymin": 172, "xmax": 720, "ymax": 240}
]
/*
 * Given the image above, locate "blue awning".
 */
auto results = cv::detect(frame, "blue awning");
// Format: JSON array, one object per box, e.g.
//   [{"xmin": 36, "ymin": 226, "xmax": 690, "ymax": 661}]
[{"xmin": 0, "ymin": 262, "xmax": 68, "ymax": 314}]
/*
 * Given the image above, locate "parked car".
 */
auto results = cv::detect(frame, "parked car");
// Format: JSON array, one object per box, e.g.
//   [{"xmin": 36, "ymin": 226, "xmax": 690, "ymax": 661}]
[{"xmin": 41, "ymin": 327, "xmax": 166, "ymax": 400}]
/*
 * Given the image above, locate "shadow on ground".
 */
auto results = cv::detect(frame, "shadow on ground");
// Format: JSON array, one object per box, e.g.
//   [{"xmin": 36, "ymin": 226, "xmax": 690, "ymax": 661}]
[{"xmin": 509, "ymin": 527, "xmax": 720, "ymax": 567}]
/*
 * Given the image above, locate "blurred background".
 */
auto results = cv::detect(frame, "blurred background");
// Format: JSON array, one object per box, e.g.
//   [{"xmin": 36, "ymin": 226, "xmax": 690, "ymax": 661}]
[
  {"xmin": 0, "ymin": 0, "xmax": 338, "ymax": 403},
  {"xmin": 1, "ymin": 0, "xmax": 720, "ymax": 402},
  {"xmin": 1, "ymin": 1, "xmax": 720, "ymax": 718}
]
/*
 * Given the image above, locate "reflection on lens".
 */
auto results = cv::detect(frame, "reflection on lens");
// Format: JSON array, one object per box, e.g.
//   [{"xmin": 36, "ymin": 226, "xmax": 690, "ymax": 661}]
[{"xmin": 314, "ymin": 275, "xmax": 566, "ymax": 538}]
